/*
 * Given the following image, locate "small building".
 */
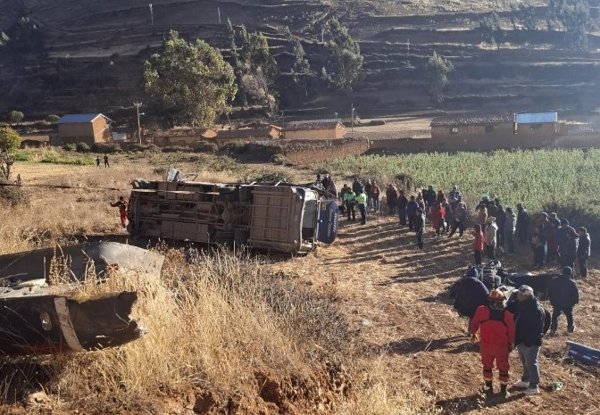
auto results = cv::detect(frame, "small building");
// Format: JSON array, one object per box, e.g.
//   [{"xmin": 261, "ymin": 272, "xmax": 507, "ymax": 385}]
[
  {"xmin": 215, "ymin": 124, "xmax": 282, "ymax": 145},
  {"xmin": 284, "ymin": 119, "xmax": 345, "ymax": 140},
  {"xmin": 55, "ymin": 113, "xmax": 112, "ymax": 146},
  {"xmin": 430, "ymin": 112, "xmax": 559, "ymax": 150},
  {"xmin": 20, "ymin": 134, "xmax": 50, "ymax": 148}
]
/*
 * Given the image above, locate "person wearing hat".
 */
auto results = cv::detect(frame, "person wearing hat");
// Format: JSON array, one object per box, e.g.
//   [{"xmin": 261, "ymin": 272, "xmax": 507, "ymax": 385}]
[
  {"xmin": 452, "ymin": 266, "xmax": 489, "ymax": 329},
  {"xmin": 548, "ymin": 266, "xmax": 580, "ymax": 334},
  {"xmin": 470, "ymin": 289, "xmax": 516, "ymax": 398},
  {"xmin": 508, "ymin": 285, "xmax": 551, "ymax": 396},
  {"xmin": 484, "ymin": 216, "xmax": 498, "ymax": 260}
]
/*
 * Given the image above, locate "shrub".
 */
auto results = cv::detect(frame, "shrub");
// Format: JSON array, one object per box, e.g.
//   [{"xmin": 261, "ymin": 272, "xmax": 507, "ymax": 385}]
[
  {"xmin": 0, "ymin": 180, "xmax": 28, "ymax": 207},
  {"xmin": 91, "ymin": 142, "xmax": 121, "ymax": 154},
  {"xmin": 12, "ymin": 150, "xmax": 33, "ymax": 161},
  {"xmin": 46, "ymin": 114, "xmax": 60, "ymax": 123},
  {"xmin": 272, "ymin": 153, "xmax": 285, "ymax": 165},
  {"xmin": 193, "ymin": 141, "xmax": 218, "ymax": 154},
  {"xmin": 0, "ymin": 127, "xmax": 21, "ymax": 152},
  {"xmin": 252, "ymin": 168, "xmax": 295, "ymax": 183},
  {"xmin": 75, "ymin": 142, "xmax": 91, "ymax": 153},
  {"xmin": 161, "ymin": 145, "xmax": 191, "ymax": 153},
  {"xmin": 8, "ymin": 110, "xmax": 24, "ymax": 123},
  {"xmin": 63, "ymin": 143, "xmax": 76, "ymax": 152}
]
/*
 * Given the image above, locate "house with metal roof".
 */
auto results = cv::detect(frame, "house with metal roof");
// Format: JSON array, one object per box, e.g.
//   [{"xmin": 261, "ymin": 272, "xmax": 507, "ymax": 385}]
[
  {"xmin": 284, "ymin": 119, "xmax": 345, "ymax": 140},
  {"xmin": 430, "ymin": 112, "xmax": 559, "ymax": 150},
  {"xmin": 54, "ymin": 113, "xmax": 112, "ymax": 146}
]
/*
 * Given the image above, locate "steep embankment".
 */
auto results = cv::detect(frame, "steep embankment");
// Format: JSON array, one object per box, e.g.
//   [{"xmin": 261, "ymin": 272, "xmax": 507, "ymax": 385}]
[{"xmin": 1, "ymin": 0, "xmax": 600, "ymax": 117}]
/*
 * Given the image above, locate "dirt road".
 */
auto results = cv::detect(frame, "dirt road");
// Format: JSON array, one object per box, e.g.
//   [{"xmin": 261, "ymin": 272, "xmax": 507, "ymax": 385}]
[{"xmin": 280, "ymin": 214, "xmax": 600, "ymax": 414}]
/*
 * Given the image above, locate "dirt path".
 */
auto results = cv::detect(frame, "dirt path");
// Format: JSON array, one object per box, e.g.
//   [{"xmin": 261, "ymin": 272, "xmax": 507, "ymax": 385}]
[{"xmin": 279, "ymin": 214, "xmax": 600, "ymax": 414}]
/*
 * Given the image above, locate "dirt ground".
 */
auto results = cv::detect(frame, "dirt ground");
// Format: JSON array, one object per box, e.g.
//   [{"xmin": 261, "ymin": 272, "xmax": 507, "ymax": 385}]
[
  {"xmin": 2, "ymin": 160, "xmax": 599, "ymax": 414},
  {"xmin": 273, "ymin": 213, "xmax": 600, "ymax": 414}
]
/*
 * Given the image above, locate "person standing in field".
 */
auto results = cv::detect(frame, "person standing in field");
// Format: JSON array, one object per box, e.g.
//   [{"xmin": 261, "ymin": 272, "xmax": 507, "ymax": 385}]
[
  {"xmin": 577, "ymin": 227, "xmax": 591, "ymax": 279},
  {"xmin": 352, "ymin": 177, "xmax": 363, "ymax": 195},
  {"xmin": 386, "ymin": 184, "xmax": 398, "ymax": 215},
  {"xmin": 473, "ymin": 224, "xmax": 485, "ymax": 266},
  {"xmin": 508, "ymin": 285, "xmax": 551, "ymax": 396},
  {"xmin": 371, "ymin": 181, "xmax": 380, "ymax": 213},
  {"xmin": 96, "ymin": 155, "xmax": 101, "ymax": 168},
  {"xmin": 495, "ymin": 201, "xmax": 506, "ymax": 250},
  {"xmin": 397, "ymin": 190, "xmax": 408, "ymax": 226},
  {"xmin": 364, "ymin": 179, "xmax": 372, "ymax": 211},
  {"xmin": 344, "ymin": 188, "xmax": 356, "ymax": 221},
  {"xmin": 503, "ymin": 207, "xmax": 517, "ymax": 254},
  {"xmin": 516, "ymin": 204, "xmax": 530, "ymax": 247},
  {"xmin": 532, "ymin": 213, "xmax": 549, "ymax": 268},
  {"xmin": 546, "ymin": 219, "xmax": 560, "ymax": 265},
  {"xmin": 557, "ymin": 219, "xmax": 571, "ymax": 265},
  {"xmin": 561, "ymin": 227, "xmax": 579, "ymax": 270},
  {"xmin": 104, "ymin": 154, "xmax": 110, "ymax": 168},
  {"xmin": 470, "ymin": 289, "xmax": 515, "ymax": 399},
  {"xmin": 477, "ymin": 205, "xmax": 488, "ymax": 228},
  {"xmin": 448, "ymin": 201, "xmax": 468, "ymax": 238},
  {"xmin": 415, "ymin": 208, "xmax": 425, "ymax": 249},
  {"xmin": 425, "ymin": 186, "xmax": 436, "ymax": 215},
  {"xmin": 356, "ymin": 190, "xmax": 368, "ymax": 225},
  {"xmin": 339, "ymin": 184, "xmax": 350, "ymax": 215},
  {"xmin": 448, "ymin": 185, "xmax": 461, "ymax": 207},
  {"xmin": 110, "ymin": 196, "xmax": 128, "ymax": 228},
  {"xmin": 485, "ymin": 217, "xmax": 498, "ymax": 260},
  {"xmin": 548, "ymin": 266, "xmax": 579, "ymax": 334},
  {"xmin": 431, "ymin": 202, "xmax": 446, "ymax": 236},
  {"xmin": 407, "ymin": 195, "xmax": 418, "ymax": 231}
]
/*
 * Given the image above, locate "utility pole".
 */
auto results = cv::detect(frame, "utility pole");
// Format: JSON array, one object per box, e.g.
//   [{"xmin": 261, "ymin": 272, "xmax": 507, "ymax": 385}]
[
  {"xmin": 217, "ymin": 7, "xmax": 221, "ymax": 24},
  {"xmin": 134, "ymin": 102, "xmax": 143, "ymax": 144},
  {"xmin": 351, "ymin": 105, "xmax": 355, "ymax": 137},
  {"xmin": 149, "ymin": 3, "xmax": 154, "ymax": 25}
]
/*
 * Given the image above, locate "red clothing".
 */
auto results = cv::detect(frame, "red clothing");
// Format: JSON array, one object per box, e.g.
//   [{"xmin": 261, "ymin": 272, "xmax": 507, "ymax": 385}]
[
  {"xmin": 470, "ymin": 305, "xmax": 515, "ymax": 346},
  {"xmin": 471, "ymin": 305, "xmax": 515, "ymax": 384},
  {"xmin": 472, "ymin": 230, "xmax": 484, "ymax": 252},
  {"xmin": 480, "ymin": 343, "xmax": 510, "ymax": 383},
  {"xmin": 431, "ymin": 206, "xmax": 446, "ymax": 229}
]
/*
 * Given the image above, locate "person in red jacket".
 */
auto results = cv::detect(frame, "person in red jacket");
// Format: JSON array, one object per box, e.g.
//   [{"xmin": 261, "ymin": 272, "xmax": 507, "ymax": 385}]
[
  {"xmin": 431, "ymin": 203, "xmax": 446, "ymax": 236},
  {"xmin": 472, "ymin": 224, "xmax": 485, "ymax": 266},
  {"xmin": 470, "ymin": 289, "xmax": 516, "ymax": 399},
  {"xmin": 110, "ymin": 196, "xmax": 129, "ymax": 228}
]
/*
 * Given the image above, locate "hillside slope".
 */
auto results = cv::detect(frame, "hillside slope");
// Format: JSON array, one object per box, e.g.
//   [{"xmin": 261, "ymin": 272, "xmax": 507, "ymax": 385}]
[{"xmin": 1, "ymin": 0, "xmax": 600, "ymax": 118}]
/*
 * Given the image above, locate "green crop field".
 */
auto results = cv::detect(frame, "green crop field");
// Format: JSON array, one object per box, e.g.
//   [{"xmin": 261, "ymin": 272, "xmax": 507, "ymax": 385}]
[{"xmin": 318, "ymin": 149, "xmax": 600, "ymax": 229}]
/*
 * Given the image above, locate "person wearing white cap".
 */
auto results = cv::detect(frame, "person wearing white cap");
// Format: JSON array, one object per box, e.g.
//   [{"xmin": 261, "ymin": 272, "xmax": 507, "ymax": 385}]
[{"xmin": 507, "ymin": 285, "xmax": 551, "ymax": 396}]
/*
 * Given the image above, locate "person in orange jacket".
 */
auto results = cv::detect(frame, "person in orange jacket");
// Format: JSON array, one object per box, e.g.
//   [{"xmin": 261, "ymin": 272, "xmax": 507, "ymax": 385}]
[
  {"xmin": 472, "ymin": 224, "xmax": 485, "ymax": 266},
  {"xmin": 470, "ymin": 289, "xmax": 516, "ymax": 399},
  {"xmin": 110, "ymin": 196, "xmax": 129, "ymax": 228}
]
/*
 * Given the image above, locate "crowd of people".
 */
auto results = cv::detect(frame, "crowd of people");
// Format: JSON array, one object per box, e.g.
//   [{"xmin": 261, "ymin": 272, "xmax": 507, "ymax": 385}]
[
  {"xmin": 334, "ymin": 176, "xmax": 591, "ymax": 279},
  {"xmin": 331, "ymin": 176, "xmax": 592, "ymax": 400}
]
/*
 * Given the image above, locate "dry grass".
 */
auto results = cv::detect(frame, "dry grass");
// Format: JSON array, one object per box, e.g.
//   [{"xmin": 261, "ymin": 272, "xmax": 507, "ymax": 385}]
[{"xmin": 0, "ymin": 150, "xmax": 464, "ymax": 414}]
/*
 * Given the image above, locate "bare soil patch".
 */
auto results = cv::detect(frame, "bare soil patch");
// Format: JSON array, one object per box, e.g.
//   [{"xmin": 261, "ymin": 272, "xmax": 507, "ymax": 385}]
[{"xmin": 272, "ymin": 214, "xmax": 600, "ymax": 414}]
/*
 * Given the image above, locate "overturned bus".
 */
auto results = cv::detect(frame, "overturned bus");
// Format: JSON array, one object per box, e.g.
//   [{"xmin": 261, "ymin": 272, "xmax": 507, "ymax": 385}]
[{"xmin": 127, "ymin": 177, "xmax": 338, "ymax": 254}]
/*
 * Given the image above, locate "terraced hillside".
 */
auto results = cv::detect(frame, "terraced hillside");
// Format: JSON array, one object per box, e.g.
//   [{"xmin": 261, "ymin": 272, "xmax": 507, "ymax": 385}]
[{"xmin": 1, "ymin": 0, "xmax": 599, "ymax": 118}]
